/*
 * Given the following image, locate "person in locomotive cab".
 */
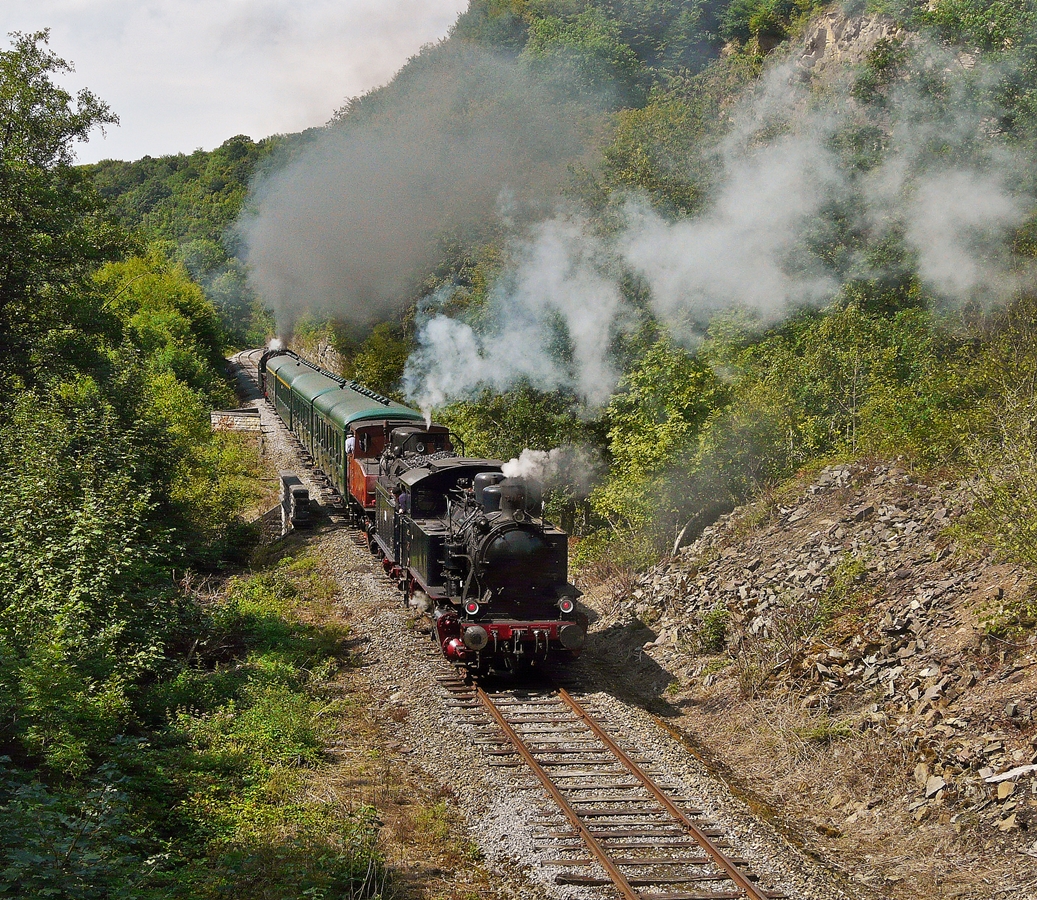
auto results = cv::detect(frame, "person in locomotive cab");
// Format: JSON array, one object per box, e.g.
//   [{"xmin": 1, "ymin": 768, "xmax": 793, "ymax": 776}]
[
  {"xmin": 395, "ymin": 486, "xmax": 410, "ymax": 515},
  {"xmin": 345, "ymin": 432, "xmax": 355, "ymax": 457}
]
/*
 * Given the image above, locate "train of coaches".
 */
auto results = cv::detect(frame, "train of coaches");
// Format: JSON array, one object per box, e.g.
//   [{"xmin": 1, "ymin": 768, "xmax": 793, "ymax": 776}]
[{"xmin": 248, "ymin": 348, "xmax": 587, "ymax": 675}]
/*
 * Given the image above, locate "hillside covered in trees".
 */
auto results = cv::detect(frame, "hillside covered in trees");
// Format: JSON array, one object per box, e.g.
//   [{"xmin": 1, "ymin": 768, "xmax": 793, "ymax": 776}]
[
  {"xmin": 84, "ymin": 0, "xmax": 1037, "ymax": 589},
  {"xmin": 5, "ymin": 0, "xmax": 1037, "ymax": 896},
  {"xmin": 228, "ymin": 0, "xmax": 1037, "ymax": 576}
]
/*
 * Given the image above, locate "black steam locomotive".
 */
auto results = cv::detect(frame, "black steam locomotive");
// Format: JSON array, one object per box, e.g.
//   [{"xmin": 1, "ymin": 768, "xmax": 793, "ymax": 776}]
[{"xmin": 253, "ymin": 349, "xmax": 586, "ymax": 674}]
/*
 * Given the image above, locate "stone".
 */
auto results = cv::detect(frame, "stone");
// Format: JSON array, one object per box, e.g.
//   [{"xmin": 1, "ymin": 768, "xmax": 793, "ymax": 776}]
[
  {"xmin": 913, "ymin": 762, "xmax": 929, "ymax": 786},
  {"xmin": 986, "ymin": 764, "xmax": 1037, "ymax": 783},
  {"xmin": 997, "ymin": 781, "xmax": 1016, "ymax": 800},
  {"xmin": 925, "ymin": 775, "xmax": 946, "ymax": 798},
  {"xmin": 851, "ymin": 503, "xmax": 876, "ymax": 522}
]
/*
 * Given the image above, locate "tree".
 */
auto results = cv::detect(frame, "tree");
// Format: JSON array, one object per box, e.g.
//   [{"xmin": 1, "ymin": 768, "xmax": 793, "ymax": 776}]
[{"xmin": 0, "ymin": 30, "xmax": 125, "ymax": 388}]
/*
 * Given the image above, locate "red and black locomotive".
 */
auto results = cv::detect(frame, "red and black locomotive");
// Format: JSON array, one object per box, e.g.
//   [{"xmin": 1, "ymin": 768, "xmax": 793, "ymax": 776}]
[{"xmin": 251, "ymin": 348, "xmax": 587, "ymax": 674}]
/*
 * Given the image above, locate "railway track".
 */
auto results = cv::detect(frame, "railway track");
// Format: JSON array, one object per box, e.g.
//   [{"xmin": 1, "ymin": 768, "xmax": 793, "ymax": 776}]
[
  {"xmin": 438, "ymin": 675, "xmax": 785, "ymax": 900},
  {"xmin": 233, "ymin": 348, "xmax": 792, "ymax": 899}
]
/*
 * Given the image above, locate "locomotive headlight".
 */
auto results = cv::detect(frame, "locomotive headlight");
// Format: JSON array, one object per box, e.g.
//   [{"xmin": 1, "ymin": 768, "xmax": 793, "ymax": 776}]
[
  {"xmin": 462, "ymin": 625, "xmax": 489, "ymax": 651},
  {"xmin": 464, "ymin": 600, "xmax": 480, "ymax": 617},
  {"xmin": 558, "ymin": 597, "xmax": 575, "ymax": 615}
]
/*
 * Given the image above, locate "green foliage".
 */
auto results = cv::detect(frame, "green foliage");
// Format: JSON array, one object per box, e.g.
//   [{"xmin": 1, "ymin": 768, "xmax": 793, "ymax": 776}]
[
  {"xmin": 878, "ymin": 0, "xmax": 1037, "ymax": 153},
  {"xmin": 0, "ymin": 30, "xmax": 115, "ymax": 166},
  {"xmin": 793, "ymin": 715, "xmax": 854, "ymax": 744},
  {"xmin": 0, "ymin": 763, "xmax": 153, "ymax": 900},
  {"xmin": 591, "ymin": 337, "xmax": 728, "ymax": 535},
  {"xmin": 598, "ymin": 54, "xmax": 759, "ymax": 212},
  {"xmin": 719, "ymin": 0, "xmax": 820, "ymax": 47},
  {"xmin": 960, "ymin": 295, "xmax": 1037, "ymax": 570},
  {"xmin": 439, "ymin": 382, "xmax": 598, "ymax": 460},
  {"xmin": 816, "ymin": 553, "xmax": 870, "ymax": 625},
  {"xmin": 0, "ymin": 559, "xmax": 383, "ymax": 900},
  {"xmin": 345, "ymin": 322, "xmax": 412, "ymax": 399},
  {"xmin": 697, "ymin": 602, "xmax": 729, "ymax": 652},
  {"xmin": 0, "ymin": 31, "xmax": 316, "ymax": 899},
  {"xmin": 524, "ymin": 8, "xmax": 648, "ymax": 106},
  {"xmin": 708, "ymin": 302, "xmax": 972, "ymax": 465},
  {"xmin": 0, "ymin": 30, "xmax": 127, "ymax": 388},
  {"xmin": 86, "ymin": 134, "xmax": 306, "ymax": 346}
]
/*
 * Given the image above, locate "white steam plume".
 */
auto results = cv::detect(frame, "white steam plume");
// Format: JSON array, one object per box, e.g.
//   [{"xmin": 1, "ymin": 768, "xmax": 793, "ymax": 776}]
[
  {"xmin": 906, "ymin": 170, "xmax": 1027, "ymax": 300},
  {"xmin": 501, "ymin": 446, "xmax": 603, "ymax": 497},
  {"xmin": 404, "ymin": 46, "xmax": 1034, "ymax": 412},
  {"xmin": 403, "ymin": 217, "xmax": 623, "ymax": 413}
]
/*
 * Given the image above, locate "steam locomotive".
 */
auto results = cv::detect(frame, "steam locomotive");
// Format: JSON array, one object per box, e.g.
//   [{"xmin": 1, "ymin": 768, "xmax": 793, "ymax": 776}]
[{"xmin": 250, "ymin": 348, "xmax": 586, "ymax": 674}]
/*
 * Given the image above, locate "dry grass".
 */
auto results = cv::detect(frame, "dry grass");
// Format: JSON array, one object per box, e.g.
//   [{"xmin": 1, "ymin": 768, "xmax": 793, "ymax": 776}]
[
  {"xmin": 251, "ymin": 549, "xmax": 508, "ymax": 900},
  {"xmin": 666, "ymin": 668, "xmax": 1034, "ymax": 899}
]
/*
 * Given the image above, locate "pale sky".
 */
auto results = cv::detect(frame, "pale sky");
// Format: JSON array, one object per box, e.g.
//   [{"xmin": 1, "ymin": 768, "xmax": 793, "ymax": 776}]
[{"xmin": 5, "ymin": 0, "xmax": 471, "ymax": 163}]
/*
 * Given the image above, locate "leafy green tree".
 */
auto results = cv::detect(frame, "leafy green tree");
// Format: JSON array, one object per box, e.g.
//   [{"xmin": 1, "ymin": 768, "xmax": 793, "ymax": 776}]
[
  {"xmin": 346, "ymin": 322, "xmax": 412, "ymax": 399},
  {"xmin": 591, "ymin": 338, "xmax": 728, "ymax": 533},
  {"xmin": 0, "ymin": 30, "xmax": 125, "ymax": 387},
  {"xmin": 524, "ymin": 8, "xmax": 647, "ymax": 106}
]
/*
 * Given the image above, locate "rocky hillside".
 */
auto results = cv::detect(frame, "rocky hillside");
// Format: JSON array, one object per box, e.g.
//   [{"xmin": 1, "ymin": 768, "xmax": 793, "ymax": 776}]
[{"xmin": 601, "ymin": 460, "xmax": 1037, "ymax": 894}]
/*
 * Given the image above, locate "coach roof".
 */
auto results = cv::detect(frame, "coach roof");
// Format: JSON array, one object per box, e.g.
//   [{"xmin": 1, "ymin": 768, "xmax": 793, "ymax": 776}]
[{"xmin": 266, "ymin": 351, "xmax": 424, "ymax": 429}]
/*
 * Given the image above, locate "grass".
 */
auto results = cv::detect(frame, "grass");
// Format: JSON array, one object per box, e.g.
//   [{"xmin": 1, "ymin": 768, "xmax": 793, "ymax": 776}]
[
  {"xmin": 696, "ymin": 602, "xmax": 729, "ymax": 652},
  {"xmin": 0, "ymin": 545, "xmax": 512, "ymax": 900}
]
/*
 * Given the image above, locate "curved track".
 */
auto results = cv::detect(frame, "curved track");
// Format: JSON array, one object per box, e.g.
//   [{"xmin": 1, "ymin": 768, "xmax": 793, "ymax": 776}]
[
  {"xmin": 439, "ymin": 675, "xmax": 784, "ymax": 900},
  {"xmin": 233, "ymin": 349, "xmax": 788, "ymax": 899}
]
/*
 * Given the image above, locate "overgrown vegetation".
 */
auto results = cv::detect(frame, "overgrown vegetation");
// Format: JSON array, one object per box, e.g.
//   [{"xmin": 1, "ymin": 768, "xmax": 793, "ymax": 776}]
[
  {"xmin": 0, "ymin": 33, "xmax": 388, "ymax": 899},
  {"xmin": 9, "ymin": 0, "xmax": 1037, "ymax": 887},
  {"xmin": 76, "ymin": 2, "xmax": 1037, "ymax": 576},
  {"xmin": 85, "ymin": 132, "xmax": 322, "ymax": 345},
  {"xmin": 408, "ymin": 0, "xmax": 1037, "ymax": 580}
]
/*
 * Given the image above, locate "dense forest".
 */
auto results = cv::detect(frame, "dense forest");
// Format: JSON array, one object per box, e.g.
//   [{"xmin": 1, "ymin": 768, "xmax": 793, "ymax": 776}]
[
  {"xmin": 4, "ymin": 0, "xmax": 1037, "ymax": 896},
  {"xmin": 235, "ymin": 0, "xmax": 1037, "ymax": 573}
]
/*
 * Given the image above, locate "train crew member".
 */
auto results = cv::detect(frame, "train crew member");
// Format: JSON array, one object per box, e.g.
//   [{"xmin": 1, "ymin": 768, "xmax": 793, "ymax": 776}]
[
  {"xmin": 345, "ymin": 432, "xmax": 355, "ymax": 456},
  {"xmin": 396, "ymin": 487, "xmax": 410, "ymax": 514}
]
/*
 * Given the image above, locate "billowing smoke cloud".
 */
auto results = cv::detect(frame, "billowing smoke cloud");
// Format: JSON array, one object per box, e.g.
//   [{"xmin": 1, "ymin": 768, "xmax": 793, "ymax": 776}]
[
  {"xmin": 618, "ymin": 131, "xmax": 844, "ymax": 327},
  {"xmin": 403, "ymin": 43, "xmax": 1033, "ymax": 411},
  {"xmin": 402, "ymin": 217, "xmax": 623, "ymax": 411},
  {"xmin": 501, "ymin": 446, "xmax": 603, "ymax": 497},
  {"xmin": 237, "ymin": 42, "xmax": 600, "ymax": 331},
  {"xmin": 903, "ymin": 169, "xmax": 1028, "ymax": 300}
]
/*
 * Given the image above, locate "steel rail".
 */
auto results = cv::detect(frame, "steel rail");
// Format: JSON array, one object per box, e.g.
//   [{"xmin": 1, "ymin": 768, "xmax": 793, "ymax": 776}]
[
  {"xmin": 556, "ymin": 687, "xmax": 770, "ymax": 900},
  {"xmin": 474, "ymin": 687, "xmax": 642, "ymax": 900}
]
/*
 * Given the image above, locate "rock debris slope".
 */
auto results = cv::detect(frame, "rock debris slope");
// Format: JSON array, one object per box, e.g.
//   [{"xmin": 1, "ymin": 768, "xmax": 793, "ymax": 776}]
[{"xmin": 609, "ymin": 461, "xmax": 1037, "ymax": 895}]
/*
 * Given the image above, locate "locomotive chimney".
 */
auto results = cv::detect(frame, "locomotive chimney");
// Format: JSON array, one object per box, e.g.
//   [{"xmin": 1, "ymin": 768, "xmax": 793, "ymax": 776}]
[{"xmin": 499, "ymin": 481, "xmax": 527, "ymax": 519}]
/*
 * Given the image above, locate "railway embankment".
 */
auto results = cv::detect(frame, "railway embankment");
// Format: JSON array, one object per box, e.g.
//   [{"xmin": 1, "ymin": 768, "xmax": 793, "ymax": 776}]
[{"xmin": 596, "ymin": 461, "xmax": 1037, "ymax": 897}]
